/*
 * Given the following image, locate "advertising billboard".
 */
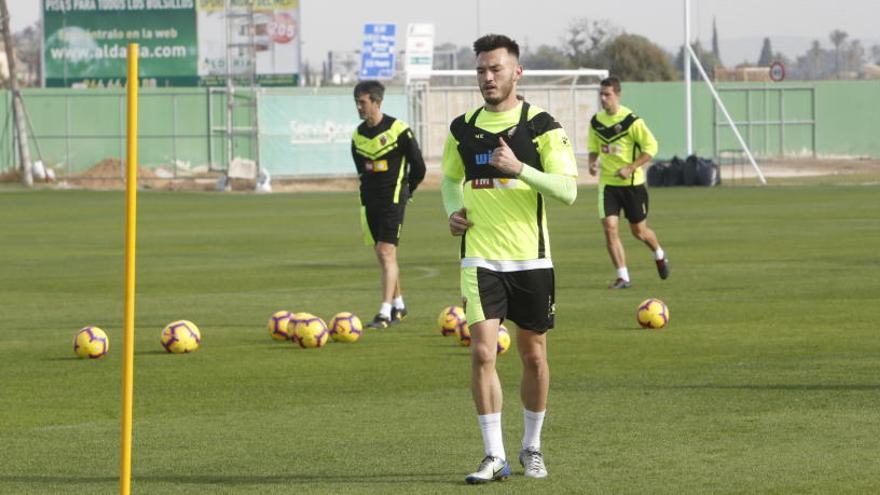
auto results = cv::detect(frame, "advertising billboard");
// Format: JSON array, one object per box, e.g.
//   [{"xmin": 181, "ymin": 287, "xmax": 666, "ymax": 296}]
[{"xmin": 42, "ymin": 0, "xmax": 300, "ymax": 88}]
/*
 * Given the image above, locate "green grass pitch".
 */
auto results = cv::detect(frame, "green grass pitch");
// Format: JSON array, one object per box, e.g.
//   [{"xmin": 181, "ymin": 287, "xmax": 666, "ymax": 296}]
[{"xmin": 1, "ymin": 181, "xmax": 879, "ymax": 494}]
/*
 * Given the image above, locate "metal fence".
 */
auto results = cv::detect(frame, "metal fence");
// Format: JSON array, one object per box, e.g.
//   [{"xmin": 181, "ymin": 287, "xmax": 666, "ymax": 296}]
[
  {"xmin": 2, "ymin": 81, "xmax": 878, "ymax": 179},
  {"xmin": 713, "ymin": 86, "xmax": 817, "ymax": 158},
  {"xmin": 409, "ymin": 84, "xmax": 602, "ymax": 160}
]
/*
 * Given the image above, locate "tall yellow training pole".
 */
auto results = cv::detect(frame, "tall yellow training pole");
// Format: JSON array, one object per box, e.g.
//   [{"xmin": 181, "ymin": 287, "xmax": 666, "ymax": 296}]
[{"xmin": 120, "ymin": 43, "xmax": 139, "ymax": 495}]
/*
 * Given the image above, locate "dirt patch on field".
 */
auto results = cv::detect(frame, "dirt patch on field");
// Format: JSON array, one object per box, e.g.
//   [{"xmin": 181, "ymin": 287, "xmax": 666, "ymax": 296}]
[
  {"xmin": 60, "ymin": 158, "xmax": 167, "ymax": 190},
  {"xmin": 6, "ymin": 156, "xmax": 879, "ymax": 191}
]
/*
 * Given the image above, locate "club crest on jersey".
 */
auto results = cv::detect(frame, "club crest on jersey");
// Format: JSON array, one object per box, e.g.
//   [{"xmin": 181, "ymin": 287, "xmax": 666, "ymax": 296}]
[
  {"xmin": 474, "ymin": 152, "xmax": 492, "ymax": 165},
  {"xmin": 601, "ymin": 144, "xmax": 621, "ymax": 154},
  {"xmin": 614, "ymin": 123, "xmax": 623, "ymax": 133},
  {"xmin": 379, "ymin": 135, "xmax": 388, "ymax": 146}
]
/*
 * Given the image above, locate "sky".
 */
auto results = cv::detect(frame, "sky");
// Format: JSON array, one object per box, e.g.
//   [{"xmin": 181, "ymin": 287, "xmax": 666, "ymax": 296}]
[{"xmin": 8, "ymin": 0, "xmax": 879, "ymax": 65}]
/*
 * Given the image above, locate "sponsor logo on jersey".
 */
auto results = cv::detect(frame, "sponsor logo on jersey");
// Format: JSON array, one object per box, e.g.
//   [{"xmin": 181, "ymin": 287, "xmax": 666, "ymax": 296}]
[
  {"xmin": 472, "ymin": 178, "xmax": 494, "ymax": 189},
  {"xmin": 495, "ymin": 178, "xmax": 518, "ymax": 189},
  {"xmin": 474, "ymin": 152, "xmax": 492, "ymax": 165},
  {"xmin": 471, "ymin": 178, "xmax": 518, "ymax": 189},
  {"xmin": 365, "ymin": 159, "xmax": 389, "ymax": 172}
]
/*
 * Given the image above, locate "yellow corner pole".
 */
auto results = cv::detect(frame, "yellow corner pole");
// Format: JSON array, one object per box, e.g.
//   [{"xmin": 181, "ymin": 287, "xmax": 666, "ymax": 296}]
[{"xmin": 120, "ymin": 43, "xmax": 139, "ymax": 495}]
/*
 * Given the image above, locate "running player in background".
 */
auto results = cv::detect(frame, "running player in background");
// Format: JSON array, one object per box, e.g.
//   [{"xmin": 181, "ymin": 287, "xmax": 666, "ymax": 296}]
[{"xmin": 588, "ymin": 76, "xmax": 669, "ymax": 289}]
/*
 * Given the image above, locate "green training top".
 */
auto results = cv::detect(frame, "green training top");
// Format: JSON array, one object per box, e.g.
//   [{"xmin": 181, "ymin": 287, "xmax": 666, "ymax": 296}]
[
  {"xmin": 441, "ymin": 101, "xmax": 577, "ymax": 268},
  {"xmin": 587, "ymin": 105, "xmax": 658, "ymax": 186}
]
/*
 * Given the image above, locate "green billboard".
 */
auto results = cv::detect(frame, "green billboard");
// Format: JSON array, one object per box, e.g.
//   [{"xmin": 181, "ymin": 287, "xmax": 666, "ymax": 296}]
[
  {"xmin": 44, "ymin": 1, "xmax": 198, "ymax": 87},
  {"xmin": 42, "ymin": 0, "xmax": 301, "ymax": 88}
]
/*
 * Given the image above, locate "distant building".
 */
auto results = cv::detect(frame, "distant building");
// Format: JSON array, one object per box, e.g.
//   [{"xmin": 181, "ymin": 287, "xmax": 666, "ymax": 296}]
[
  {"xmin": 863, "ymin": 64, "xmax": 880, "ymax": 80},
  {"xmin": 714, "ymin": 66, "xmax": 771, "ymax": 82}
]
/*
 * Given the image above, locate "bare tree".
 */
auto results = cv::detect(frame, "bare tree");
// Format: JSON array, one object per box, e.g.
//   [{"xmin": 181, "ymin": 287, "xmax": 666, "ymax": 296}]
[
  {"xmin": 14, "ymin": 21, "xmax": 41, "ymax": 86},
  {"xmin": 845, "ymin": 39, "xmax": 865, "ymax": 75},
  {"xmin": 0, "ymin": 0, "xmax": 32, "ymax": 186},
  {"xmin": 521, "ymin": 45, "xmax": 571, "ymax": 70},
  {"xmin": 559, "ymin": 18, "xmax": 617, "ymax": 68}
]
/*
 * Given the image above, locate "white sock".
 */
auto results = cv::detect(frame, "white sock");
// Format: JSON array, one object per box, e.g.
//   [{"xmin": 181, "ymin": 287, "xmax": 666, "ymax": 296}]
[
  {"xmin": 616, "ymin": 267, "xmax": 630, "ymax": 281},
  {"xmin": 392, "ymin": 296, "xmax": 405, "ymax": 309},
  {"xmin": 379, "ymin": 302, "xmax": 392, "ymax": 319},
  {"xmin": 522, "ymin": 409, "xmax": 546, "ymax": 451},
  {"xmin": 654, "ymin": 247, "xmax": 665, "ymax": 261},
  {"xmin": 478, "ymin": 412, "xmax": 506, "ymax": 460}
]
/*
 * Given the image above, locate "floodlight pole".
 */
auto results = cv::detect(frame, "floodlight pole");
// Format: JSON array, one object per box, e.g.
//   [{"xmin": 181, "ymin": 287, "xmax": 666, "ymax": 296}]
[{"xmin": 684, "ymin": 0, "xmax": 693, "ymax": 156}]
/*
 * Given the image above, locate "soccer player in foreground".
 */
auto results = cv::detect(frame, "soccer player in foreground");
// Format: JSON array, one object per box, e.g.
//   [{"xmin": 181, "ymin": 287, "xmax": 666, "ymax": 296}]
[
  {"xmin": 351, "ymin": 80, "xmax": 426, "ymax": 328},
  {"xmin": 588, "ymin": 76, "xmax": 669, "ymax": 289},
  {"xmin": 440, "ymin": 34, "xmax": 578, "ymax": 483}
]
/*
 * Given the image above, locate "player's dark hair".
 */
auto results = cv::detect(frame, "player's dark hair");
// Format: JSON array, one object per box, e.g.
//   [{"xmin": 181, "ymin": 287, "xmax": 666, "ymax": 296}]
[
  {"xmin": 354, "ymin": 80, "xmax": 385, "ymax": 102},
  {"xmin": 473, "ymin": 34, "xmax": 520, "ymax": 58},
  {"xmin": 600, "ymin": 76, "xmax": 622, "ymax": 94}
]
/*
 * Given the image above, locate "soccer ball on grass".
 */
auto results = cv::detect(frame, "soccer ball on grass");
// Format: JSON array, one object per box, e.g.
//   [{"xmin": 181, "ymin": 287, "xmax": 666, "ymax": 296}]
[
  {"xmin": 73, "ymin": 326, "xmax": 109, "ymax": 359},
  {"xmin": 438, "ymin": 305, "xmax": 466, "ymax": 337},
  {"xmin": 329, "ymin": 312, "xmax": 363, "ymax": 343},
  {"xmin": 268, "ymin": 310, "xmax": 294, "ymax": 341},
  {"xmin": 637, "ymin": 299, "xmax": 669, "ymax": 329},
  {"xmin": 161, "ymin": 320, "xmax": 202, "ymax": 353},
  {"xmin": 290, "ymin": 313, "xmax": 329, "ymax": 348}
]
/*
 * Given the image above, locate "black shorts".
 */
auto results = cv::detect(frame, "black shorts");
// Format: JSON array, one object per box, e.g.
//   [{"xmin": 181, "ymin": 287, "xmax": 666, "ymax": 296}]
[
  {"xmin": 361, "ymin": 202, "xmax": 406, "ymax": 245},
  {"xmin": 600, "ymin": 184, "xmax": 649, "ymax": 223},
  {"xmin": 461, "ymin": 267, "xmax": 555, "ymax": 333}
]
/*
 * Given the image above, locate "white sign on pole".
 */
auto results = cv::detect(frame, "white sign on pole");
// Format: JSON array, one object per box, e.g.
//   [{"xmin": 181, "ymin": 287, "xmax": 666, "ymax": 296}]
[{"xmin": 404, "ymin": 23, "xmax": 435, "ymax": 81}]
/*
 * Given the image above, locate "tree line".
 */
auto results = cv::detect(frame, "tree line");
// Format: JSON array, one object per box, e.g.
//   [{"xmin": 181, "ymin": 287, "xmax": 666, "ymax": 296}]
[
  {"xmin": 4, "ymin": 17, "xmax": 879, "ymax": 87},
  {"xmin": 434, "ymin": 18, "xmax": 879, "ymax": 82}
]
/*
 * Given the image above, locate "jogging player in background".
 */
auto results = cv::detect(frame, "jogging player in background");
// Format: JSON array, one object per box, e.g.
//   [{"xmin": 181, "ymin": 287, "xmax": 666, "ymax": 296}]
[
  {"xmin": 351, "ymin": 80, "xmax": 426, "ymax": 328},
  {"xmin": 441, "ymin": 34, "xmax": 577, "ymax": 484},
  {"xmin": 588, "ymin": 76, "xmax": 669, "ymax": 289}
]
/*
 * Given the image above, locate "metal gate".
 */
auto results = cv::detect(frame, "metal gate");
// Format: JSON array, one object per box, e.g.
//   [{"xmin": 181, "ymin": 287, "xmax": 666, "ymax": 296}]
[{"xmin": 714, "ymin": 85, "xmax": 817, "ymax": 159}]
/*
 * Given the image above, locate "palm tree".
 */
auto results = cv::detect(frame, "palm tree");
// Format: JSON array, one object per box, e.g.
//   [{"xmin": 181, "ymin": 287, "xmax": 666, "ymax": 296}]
[{"xmin": 829, "ymin": 29, "xmax": 848, "ymax": 78}]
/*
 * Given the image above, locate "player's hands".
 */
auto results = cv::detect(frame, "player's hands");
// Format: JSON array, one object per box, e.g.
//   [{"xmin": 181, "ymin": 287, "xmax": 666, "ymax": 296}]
[
  {"xmin": 617, "ymin": 164, "xmax": 636, "ymax": 179},
  {"xmin": 449, "ymin": 207, "xmax": 473, "ymax": 236},
  {"xmin": 588, "ymin": 161, "xmax": 598, "ymax": 176},
  {"xmin": 489, "ymin": 137, "xmax": 523, "ymax": 176}
]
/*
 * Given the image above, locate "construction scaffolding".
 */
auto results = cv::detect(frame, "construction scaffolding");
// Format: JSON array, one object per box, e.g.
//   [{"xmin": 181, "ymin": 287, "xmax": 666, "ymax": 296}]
[{"xmin": 209, "ymin": 0, "xmax": 261, "ymax": 183}]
